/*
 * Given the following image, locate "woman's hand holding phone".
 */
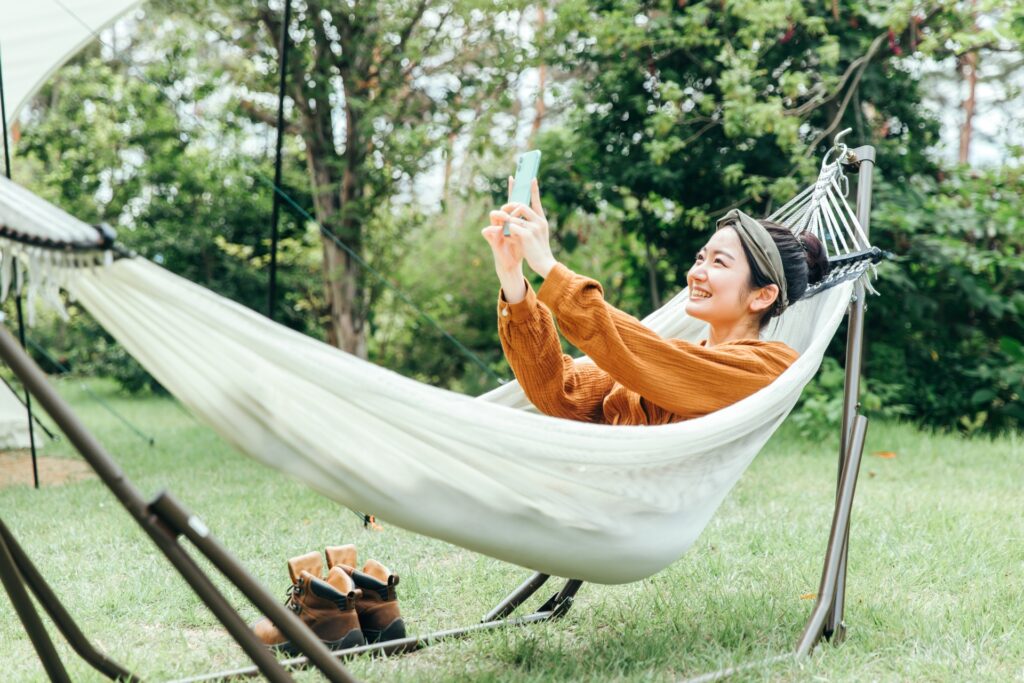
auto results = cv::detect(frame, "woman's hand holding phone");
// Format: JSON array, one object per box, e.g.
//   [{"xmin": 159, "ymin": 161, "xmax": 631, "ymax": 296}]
[
  {"xmin": 481, "ymin": 176, "xmax": 528, "ymax": 303},
  {"xmin": 481, "ymin": 151, "xmax": 558, "ymax": 305},
  {"xmin": 491, "ymin": 177, "xmax": 558, "ymax": 280}
]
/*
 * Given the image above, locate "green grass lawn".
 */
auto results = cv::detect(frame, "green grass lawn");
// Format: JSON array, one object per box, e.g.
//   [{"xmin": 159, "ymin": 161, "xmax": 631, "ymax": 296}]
[{"xmin": 0, "ymin": 379, "xmax": 1021, "ymax": 682}]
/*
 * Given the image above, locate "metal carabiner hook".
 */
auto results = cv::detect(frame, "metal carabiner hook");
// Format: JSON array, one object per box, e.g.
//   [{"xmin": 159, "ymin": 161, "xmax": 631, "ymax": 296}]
[
  {"xmin": 833, "ymin": 127, "xmax": 852, "ymax": 149},
  {"xmin": 821, "ymin": 127, "xmax": 853, "ymax": 170},
  {"xmin": 832, "ymin": 127, "xmax": 853, "ymax": 161}
]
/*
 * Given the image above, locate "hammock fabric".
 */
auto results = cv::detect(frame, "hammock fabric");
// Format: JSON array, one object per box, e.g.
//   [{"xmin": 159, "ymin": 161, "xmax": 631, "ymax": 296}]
[
  {"xmin": 2, "ymin": 158, "xmax": 867, "ymax": 584},
  {"xmin": 0, "ymin": 176, "xmax": 113, "ymax": 325},
  {"xmin": 67, "ymin": 259, "xmax": 851, "ymax": 584}
]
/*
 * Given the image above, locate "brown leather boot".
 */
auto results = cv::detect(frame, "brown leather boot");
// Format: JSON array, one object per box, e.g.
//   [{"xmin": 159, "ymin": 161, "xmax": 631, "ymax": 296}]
[
  {"xmin": 326, "ymin": 547, "xmax": 406, "ymax": 643},
  {"xmin": 325, "ymin": 544, "xmax": 357, "ymax": 571},
  {"xmin": 287, "ymin": 550, "xmax": 323, "ymax": 582},
  {"xmin": 253, "ymin": 557, "xmax": 365, "ymax": 654}
]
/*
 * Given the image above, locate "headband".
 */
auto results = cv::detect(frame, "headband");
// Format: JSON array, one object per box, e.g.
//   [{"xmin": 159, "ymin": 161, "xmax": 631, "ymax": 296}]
[{"xmin": 716, "ymin": 209, "xmax": 789, "ymax": 308}]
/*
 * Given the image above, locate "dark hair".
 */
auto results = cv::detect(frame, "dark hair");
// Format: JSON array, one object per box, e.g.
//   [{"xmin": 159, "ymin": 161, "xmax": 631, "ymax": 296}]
[{"xmin": 721, "ymin": 219, "xmax": 829, "ymax": 329}]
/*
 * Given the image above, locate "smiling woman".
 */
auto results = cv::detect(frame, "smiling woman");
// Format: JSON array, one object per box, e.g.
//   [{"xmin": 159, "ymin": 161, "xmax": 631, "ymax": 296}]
[
  {"xmin": 481, "ymin": 188, "xmax": 829, "ymax": 425},
  {"xmin": 691, "ymin": 210, "xmax": 830, "ymax": 341}
]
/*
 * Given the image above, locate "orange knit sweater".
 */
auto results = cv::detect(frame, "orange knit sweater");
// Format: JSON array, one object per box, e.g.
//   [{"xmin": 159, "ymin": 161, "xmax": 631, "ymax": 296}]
[{"xmin": 497, "ymin": 263, "xmax": 799, "ymax": 425}]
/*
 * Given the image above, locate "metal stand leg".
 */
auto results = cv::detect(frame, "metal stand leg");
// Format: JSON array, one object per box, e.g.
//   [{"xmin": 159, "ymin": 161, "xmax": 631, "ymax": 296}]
[
  {"xmin": 0, "ymin": 526, "xmax": 73, "ymax": 682},
  {"xmin": 820, "ymin": 145, "xmax": 876, "ymax": 645},
  {"xmin": 0, "ymin": 322, "xmax": 359, "ymax": 683},
  {"xmin": 826, "ymin": 523, "xmax": 852, "ymax": 642},
  {"xmin": 536, "ymin": 579, "xmax": 584, "ymax": 619},
  {"xmin": 0, "ymin": 519, "xmax": 138, "ymax": 681},
  {"xmin": 796, "ymin": 414, "xmax": 868, "ymax": 656},
  {"xmin": 179, "ymin": 573, "xmax": 587, "ymax": 682},
  {"xmin": 147, "ymin": 491, "xmax": 358, "ymax": 683},
  {"xmin": 481, "ymin": 571, "xmax": 550, "ymax": 622}
]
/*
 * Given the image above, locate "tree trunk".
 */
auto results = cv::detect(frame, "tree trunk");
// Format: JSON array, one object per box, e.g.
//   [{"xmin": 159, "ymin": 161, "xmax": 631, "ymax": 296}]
[
  {"xmin": 300, "ymin": 100, "xmax": 369, "ymax": 357},
  {"xmin": 320, "ymin": 235, "xmax": 367, "ymax": 357},
  {"xmin": 530, "ymin": 7, "xmax": 547, "ymax": 145},
  {"xmin": 958, "ymin": 50, "xmax": 978, "ymax": 165}
]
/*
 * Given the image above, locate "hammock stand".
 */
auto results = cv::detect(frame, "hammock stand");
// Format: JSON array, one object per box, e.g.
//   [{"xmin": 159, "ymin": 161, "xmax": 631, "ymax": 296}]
[{"xmin": 0, "ymin": 145, "xmax": 879, "ymax": 683}]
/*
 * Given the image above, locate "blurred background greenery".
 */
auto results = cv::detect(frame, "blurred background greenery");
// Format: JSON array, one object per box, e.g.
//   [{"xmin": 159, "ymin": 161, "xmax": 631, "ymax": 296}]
[{"xmin": 6, "ymin": 0, "xmax": 1022, "ymax": 434}]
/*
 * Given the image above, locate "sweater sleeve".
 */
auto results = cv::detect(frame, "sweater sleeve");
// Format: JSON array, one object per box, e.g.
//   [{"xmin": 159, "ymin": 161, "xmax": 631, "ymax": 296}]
[
  {"xmin": 536, "ymin": 263, "xmax": 799, "ymax": 418},
  {"xmin": 497, "ymin": 279, "xmax": 615, "ymax": 423}
]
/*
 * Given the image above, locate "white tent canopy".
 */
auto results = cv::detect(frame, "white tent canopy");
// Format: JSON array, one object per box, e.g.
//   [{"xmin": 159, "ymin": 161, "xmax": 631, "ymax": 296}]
[
  {"xmin": 1, "ymin": 0, "xmax": 140, "ymax": 125},
  {"xmin": 0, "ymin": 379, "xmax": 33, "ymax": 450}
]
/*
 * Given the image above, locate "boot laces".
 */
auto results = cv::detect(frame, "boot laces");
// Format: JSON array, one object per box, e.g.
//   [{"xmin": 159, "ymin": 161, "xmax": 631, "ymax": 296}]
[{"xmin": 284, "ymin": 582, "xmax": 303, "ymax": 614}]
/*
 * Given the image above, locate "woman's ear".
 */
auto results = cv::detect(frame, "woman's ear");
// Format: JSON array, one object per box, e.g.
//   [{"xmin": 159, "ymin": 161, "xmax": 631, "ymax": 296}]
[{"xmin": 748, "ymin": 284, "xmax": 779, "ymax": 314}]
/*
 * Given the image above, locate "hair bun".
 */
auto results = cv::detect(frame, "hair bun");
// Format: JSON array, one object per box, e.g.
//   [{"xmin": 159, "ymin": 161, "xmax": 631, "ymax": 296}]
[{"xmin": 798, "ymin": 232, "xmax": 829, "ymax": 285}]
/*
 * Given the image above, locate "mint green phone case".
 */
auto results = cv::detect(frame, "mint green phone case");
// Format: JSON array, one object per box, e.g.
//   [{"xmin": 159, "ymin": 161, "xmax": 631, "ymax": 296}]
[{"xmin": 505, "ymin": 150, "xmax": 541, "ymax": 235}]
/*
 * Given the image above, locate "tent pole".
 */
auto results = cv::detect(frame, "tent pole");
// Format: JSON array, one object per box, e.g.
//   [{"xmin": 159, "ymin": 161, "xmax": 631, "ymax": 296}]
[
  {"xmin": 0, "ymin": 321, "xmax": 360, "ymax": 683},
  {"xmin": 0, "ymin": 42, "xmax": 41, "ymax": 488},
  {"xmin": 267, "ymin": 0, "xmax": 293, "ymax": 321},
  {"xmin": 0, "ymin": 374, "xmax": 57, "ymax": 440},
  {"xmin": 13, "ymin": 279, "xmax": 40, "ymax": 488},
  {"xmin": 0, "ymin": 42, "xmax": 9, "ymax": 182}
]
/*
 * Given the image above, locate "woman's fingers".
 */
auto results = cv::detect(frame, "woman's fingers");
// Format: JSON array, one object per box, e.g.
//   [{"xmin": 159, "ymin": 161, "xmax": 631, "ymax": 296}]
[
  {"xmin": 530, "ymin": 178, "xmax": 546, "ymax": 219},
  {"xmin": 490, "ymin": 209, "xmax": 514, "ymax": 223},
  {"xmin": 483, "ymin": 223, "xmax": 525, "ymax": 248},
  {"xmin": 507, "ymin": 176, "xmax": 514, "ymax": 201},
  {"xmin": 489, "ymin": 209, "xmax": 510, "ymax": 226},
  {"xmin": 481, "ymin": 225, "xmax": 499, "ymax": 242},
  {"xmin": 500, "ymin": 201, "xmax": 544, "ymax": 226},
  {"xmin": 491, "ymin": 210, "xmax": 536, "ymax": 236},
  {"xmin": 494, "ymin": 214, "xmax": 537, "ymax": 238},
  {"xmin": 501, "ymin": 221, "xmax": 533, "ymax": 239}
]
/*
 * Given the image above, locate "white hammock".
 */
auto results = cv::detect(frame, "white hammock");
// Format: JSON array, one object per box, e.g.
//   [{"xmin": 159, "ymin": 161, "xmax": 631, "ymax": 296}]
[
  {"xmin": 1, "ymin": 158, "xmax": 868, "ymax": 584},
  {"xmin": 68, "ymin": 260, "xmax": 849, "ymax": 584}
]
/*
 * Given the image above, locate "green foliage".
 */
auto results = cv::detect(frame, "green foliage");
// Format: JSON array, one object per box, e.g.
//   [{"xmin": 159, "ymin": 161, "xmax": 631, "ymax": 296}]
[
  {"xmin": 791, "ymin": 162, "xmax": 1024, "ymax": 436},
  {"xmin": 8, "ymin": 0, "xmax": 1022, "ymax": 438},
  {"xmin": 14, "ymin": 34, "xmax": 321, "ymax": 391},
  {"xmin": 529, "ymin": 0, "xmax": 1021, "ymax": 434},
  {"xmin": 536, "ymin": 0, "xmax": 942, "ymax": 313},
  {"xmin": 368, "ymin": 200, "xmax": 507, "ymax": 393},
  {"xmin": 866, "ymin": 165, "xmax": 1024, "ymax": 433},
  {"xmin": 157, "ymin": 0, "xmax": 537, "ymax": 352},
  {"xmin": 790, "ymin": 358, "xmax": 913, "ymax": 439}
]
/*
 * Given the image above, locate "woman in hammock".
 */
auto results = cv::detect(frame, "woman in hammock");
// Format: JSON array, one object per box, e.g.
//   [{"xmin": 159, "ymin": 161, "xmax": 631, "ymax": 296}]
[{"xmin": 481, "ymin": 179, "xmax": 829, "ymax": 425}]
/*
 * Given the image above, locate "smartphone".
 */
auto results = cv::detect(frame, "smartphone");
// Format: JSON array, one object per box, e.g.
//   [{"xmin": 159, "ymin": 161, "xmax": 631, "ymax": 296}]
[{"xmin": 504, "ymin": 149, "xmax": 542, "ymax": 236}]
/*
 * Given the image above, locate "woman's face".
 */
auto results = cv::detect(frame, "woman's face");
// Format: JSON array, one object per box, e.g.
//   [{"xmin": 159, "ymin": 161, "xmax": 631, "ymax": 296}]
[{"xmin": 685, "ymin": 227, "xmax": 773, "ymax": 327}]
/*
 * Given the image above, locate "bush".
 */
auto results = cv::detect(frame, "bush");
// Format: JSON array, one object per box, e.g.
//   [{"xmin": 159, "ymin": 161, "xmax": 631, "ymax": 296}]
[{"xmin": 866, "ymin": 166, "xmax": 1024, "ymax": 433}]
